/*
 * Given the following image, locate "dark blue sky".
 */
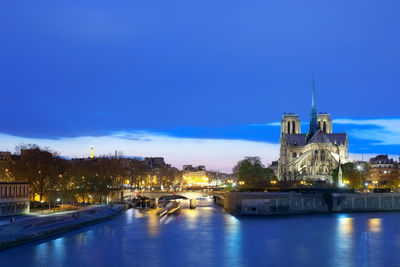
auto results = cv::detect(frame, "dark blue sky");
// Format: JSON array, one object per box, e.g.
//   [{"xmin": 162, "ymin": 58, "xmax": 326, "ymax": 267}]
[{"xmin": 0, "ymin": 1, "xmax": 399, "ymax": 168}]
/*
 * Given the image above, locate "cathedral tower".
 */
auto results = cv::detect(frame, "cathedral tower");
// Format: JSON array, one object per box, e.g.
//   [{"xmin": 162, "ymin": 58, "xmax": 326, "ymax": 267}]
[
  {"xmin": 317, "ymin": 113, "xmax": 332, "ymax": 133},
  {"xmin": 281, "ymin": 113, "xmax": 301, "ymax": 136}
]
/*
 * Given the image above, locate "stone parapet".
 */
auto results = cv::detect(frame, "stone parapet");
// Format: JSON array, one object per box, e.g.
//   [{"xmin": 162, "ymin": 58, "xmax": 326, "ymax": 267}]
[{"xmin": 223, "ymin": 192, "xmax": 400, "ymax": 216}]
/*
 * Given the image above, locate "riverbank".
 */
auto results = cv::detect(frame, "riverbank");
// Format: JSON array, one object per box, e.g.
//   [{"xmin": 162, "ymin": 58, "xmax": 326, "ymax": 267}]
[
  {"xmin": 221, "ymin": 192, "xmax": 400, "ymax": 216},
  {"xmin": 0, "ymin": 204, "xmax": 125, "ymax": 251}
]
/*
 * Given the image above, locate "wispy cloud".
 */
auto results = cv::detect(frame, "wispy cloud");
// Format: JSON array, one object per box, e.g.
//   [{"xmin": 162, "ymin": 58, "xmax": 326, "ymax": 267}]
[
  {"xmin": 249, "ymin": 121, "xmax": 310, "ymax": 127},
  {"xmin": 249, "ymin": 122, "xmax": 281, "ymax": 126},
  {"xmin": 0, "ymin": 132, "xmax": 279, "ymax": 173},
  {"xmin": 334, "ymin": 118, "xmax": 400, "ymax": 145},
  {"xmin": 1, "ymin": 117, "xmax": 399, "ymax": 172}
]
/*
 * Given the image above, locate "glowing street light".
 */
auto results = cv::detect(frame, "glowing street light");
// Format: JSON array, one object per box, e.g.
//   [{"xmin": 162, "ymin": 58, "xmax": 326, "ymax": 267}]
[{"xmin": 40, "ymin": 200, "xmax": 44, "ymax": 214}]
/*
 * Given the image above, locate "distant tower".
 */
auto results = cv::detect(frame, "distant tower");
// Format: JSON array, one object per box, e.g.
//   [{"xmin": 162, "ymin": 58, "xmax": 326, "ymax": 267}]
[{"xmin": 90, "ymin": 146, "xmax": 94, "ymax": 159}]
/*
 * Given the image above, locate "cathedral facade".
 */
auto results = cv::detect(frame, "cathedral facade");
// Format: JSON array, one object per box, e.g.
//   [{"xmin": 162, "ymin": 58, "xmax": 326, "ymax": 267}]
[{"xmin": 277, "ymin": 84, "xmax": 348, "ymax": 181}]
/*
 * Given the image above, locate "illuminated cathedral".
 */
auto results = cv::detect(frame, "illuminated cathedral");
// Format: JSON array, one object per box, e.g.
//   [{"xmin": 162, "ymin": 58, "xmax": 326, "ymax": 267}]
[{"xmin": 277, "ymin": 80, "xmax": 348, "ymax": 181}]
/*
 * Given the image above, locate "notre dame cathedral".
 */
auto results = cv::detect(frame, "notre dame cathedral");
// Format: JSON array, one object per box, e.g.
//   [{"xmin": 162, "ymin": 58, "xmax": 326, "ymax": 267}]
[{"xmin": 277, "ymin": 81, "xmax": 348, "ymax": 181}]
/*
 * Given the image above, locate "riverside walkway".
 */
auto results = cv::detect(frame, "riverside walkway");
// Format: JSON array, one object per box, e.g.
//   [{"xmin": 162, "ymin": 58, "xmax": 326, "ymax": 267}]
[{"xmin": 0, "ymin": 205, "xmax": 125, "ymax": 250}]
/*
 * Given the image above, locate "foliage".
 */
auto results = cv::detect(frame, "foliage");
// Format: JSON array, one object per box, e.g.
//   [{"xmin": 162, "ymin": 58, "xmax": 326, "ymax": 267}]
[
  {"xmin": 3, "ymin": 144, "xmax": 181, "ymax": 203},
  {"xmin": 233, "ymin": 156, "xmax": 275, "ymax": 190},
  {"xmin": 332, "ymin": 162, "xmax": 362, "ymax": 189}
]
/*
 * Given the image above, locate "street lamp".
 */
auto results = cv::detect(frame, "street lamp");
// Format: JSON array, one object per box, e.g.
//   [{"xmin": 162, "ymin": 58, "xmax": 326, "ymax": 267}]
[{"xmin": 40, "ymin": 200, "xmax": 44, "ymax": 214}]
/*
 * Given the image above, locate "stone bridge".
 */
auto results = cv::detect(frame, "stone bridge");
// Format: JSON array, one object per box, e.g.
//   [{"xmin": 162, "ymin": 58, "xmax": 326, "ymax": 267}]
[{"xmin": 109, "ymin": 189, "xmax": 213, "ymax": 208}]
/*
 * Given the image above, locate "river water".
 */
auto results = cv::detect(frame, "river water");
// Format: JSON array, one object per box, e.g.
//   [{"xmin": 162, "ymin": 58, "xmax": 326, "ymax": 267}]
[{"xmin": 1, "ymin": 198, "xmax": 400, "ymax": 267}]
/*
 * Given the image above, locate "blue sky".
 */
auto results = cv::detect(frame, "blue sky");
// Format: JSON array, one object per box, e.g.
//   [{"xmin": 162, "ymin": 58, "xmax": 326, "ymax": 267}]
[{"xmin": 0, "ymin": 1, "xmax": 399, "ymax": 172}]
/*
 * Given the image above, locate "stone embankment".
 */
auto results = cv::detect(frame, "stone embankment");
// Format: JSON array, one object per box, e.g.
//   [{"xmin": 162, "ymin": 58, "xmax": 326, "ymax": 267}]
[
  {"xmin": 218, "ymin": 192, "xmax": 400, "ymax": 216},
  {"xmin": 0, "ymin": 205, "xmax": 125, "ymax": 250}
]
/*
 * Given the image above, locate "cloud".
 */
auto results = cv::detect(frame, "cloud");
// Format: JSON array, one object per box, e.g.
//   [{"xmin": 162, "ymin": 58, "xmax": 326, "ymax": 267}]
[
  {"xmin": 249, "ymin": 122, "xmax": 281, "ymax": 126},
  {"xmin": 0, "ymin": 132, "xmax": 279, "ymax": 173},
  {"xmin": 349, "ymin": 153, "xmax": 399, "ymax": 162},
  {"xmin": 334, "ymin": 118, "xmax": 400, "ymax": 145},
  {"xmin": 249, "ymin": 121, "xmax": 310, "ymax": 127},
  {"xmin": 1, "ymin": 117, "xmax": 398, "ymax": 173}
]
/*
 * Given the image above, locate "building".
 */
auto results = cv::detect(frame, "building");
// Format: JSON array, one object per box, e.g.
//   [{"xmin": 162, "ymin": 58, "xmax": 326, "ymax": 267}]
[
  {"xmin": 0, "ymin": 152, "xmax": 12, "ymax": 161},
  {"xmin": 367, "ymin": 155, "xmax": 398, "ymax": 183},
  {"xmin": 278, "ymin": 80, "xmax": 348, "ymax": 181},
  {"xmin": 0, "ymin": 182, "xmax": 30, "ymax": 216},
  {"xmin": 182, "ymin": 165, "xmax": 209, "ymax": 186},
  {"xmin": 268, "ymin": 161, "xmax": 279, "ymax": 176},
  {"xmin": 144, "ymin": 157, "xmax": 170, "ymax": 169}
]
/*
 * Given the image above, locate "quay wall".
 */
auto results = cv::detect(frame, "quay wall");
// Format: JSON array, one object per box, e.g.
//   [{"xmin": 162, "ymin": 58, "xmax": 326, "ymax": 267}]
[
  {"xmin": 222, "ymin": 192, "xmax": 400, "ymax": 216},
  {"xmin": 0, "ymin": 205, "xmax": 126, "ymax": 251},
  {"xmin": 0, "ymin": 183, "xmax": 30, "ymax": 217}
]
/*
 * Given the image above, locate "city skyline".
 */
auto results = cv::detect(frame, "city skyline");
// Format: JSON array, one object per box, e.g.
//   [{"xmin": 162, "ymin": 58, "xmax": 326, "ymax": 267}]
[
  {"xmin": 2, "ymin": 1, "xmax": 400, "ymax": 265},
  {"xmin": 1, "ymin": 1, "xmax": 400, "ymax": 172},
  {"xmin": 0, "ymin": 114, "xmax": 398, "ymax": 173}
]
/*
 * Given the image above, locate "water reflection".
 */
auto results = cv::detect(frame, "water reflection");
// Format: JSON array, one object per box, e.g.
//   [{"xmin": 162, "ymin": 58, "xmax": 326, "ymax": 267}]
[
  {"xmin": 368, "ymin": 218, "xmax": 381, "ymax": 233},
  {"xmin": 74, "ymin": 232, "xmax": 89, "ymax": 247},
  {"xmin": 146, "ymin": 210, "xmax": 160, "ymax": 237},
  {"xmin": 53, "ymin": 237, "xmax": 66, "ymax": 262},
  {"xmin": 334, "ymin": 215, "xmax": 354, "ymax": 267},
  {"xmin": 3, "ymin": 209, "xmax": 400, "ymax": 267},
  {"xmin": 338, "ymin": 216, "xmax": 354, "ymax": 235},
  {"xmin": 185, "ymin": 208, "xmax": 200, "ymax": 230},
  {"xmin": 224, "ymin": 214, "xmax": 242, "ymax": 266}
]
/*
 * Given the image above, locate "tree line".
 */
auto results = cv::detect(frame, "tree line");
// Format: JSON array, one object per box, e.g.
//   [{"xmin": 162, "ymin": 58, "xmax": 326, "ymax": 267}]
[{"xmin": 2, "ymin": 144, "xmax": 182, "ymax": 204}]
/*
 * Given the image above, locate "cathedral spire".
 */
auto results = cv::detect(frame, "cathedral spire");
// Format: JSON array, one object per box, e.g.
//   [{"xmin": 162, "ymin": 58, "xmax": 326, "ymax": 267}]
[
  {"xmin": 312, "ymin": 74, "xmax": 315, "ymax": 108},
  {"xmin": 308, "ymin": 74, "xmax": 318, "ymax": 136}
]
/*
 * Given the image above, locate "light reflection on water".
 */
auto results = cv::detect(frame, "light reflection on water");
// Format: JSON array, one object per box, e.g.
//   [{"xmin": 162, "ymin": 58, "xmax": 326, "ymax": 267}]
[
  {"xmin": 224, "ymin": 214, "xmax": 242, "ymax": 266},
  {"xmin": 147, "ymin": 210, "xmax": 160, "ymax": 237},
  {"xmin": 338, "ymin": 216, "xmax": 354, "ymax": 235},
  {"xmin": 368, "ymin": 218, "xmax": 381, "ymax": 233},
  {"xmin": 334, "ymin": 215, "xmax": 354, "ymax": 267},
  {"xmin": 1, "ymin": 205, "xmax": 400, "ymax": 267}
]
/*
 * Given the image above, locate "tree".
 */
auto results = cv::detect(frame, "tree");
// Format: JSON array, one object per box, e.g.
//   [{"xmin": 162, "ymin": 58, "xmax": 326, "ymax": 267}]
[
  {"xmin": 0, "ymin": 159, "xmax": 13, "ymax": 182},
  {"xmin": 233, "ymin": 156, "xmax": 275, "ymax": 190},
  {"xmin": 13, "ymin": 144, "xmax": 59, "ymax": 201},
  {"xmin": 129, "ymin": 159, "xmax": 149, "ymax": 188},
  {"xmin": 332, "ymin": 162, "xmax": 362, "ymax": 189}
]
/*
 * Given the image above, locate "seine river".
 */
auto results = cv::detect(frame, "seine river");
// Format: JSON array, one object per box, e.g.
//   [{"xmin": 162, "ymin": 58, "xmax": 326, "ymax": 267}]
[{"xmin": 1, "ymin": 198, "xmax": 400, "ymax": 267}]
